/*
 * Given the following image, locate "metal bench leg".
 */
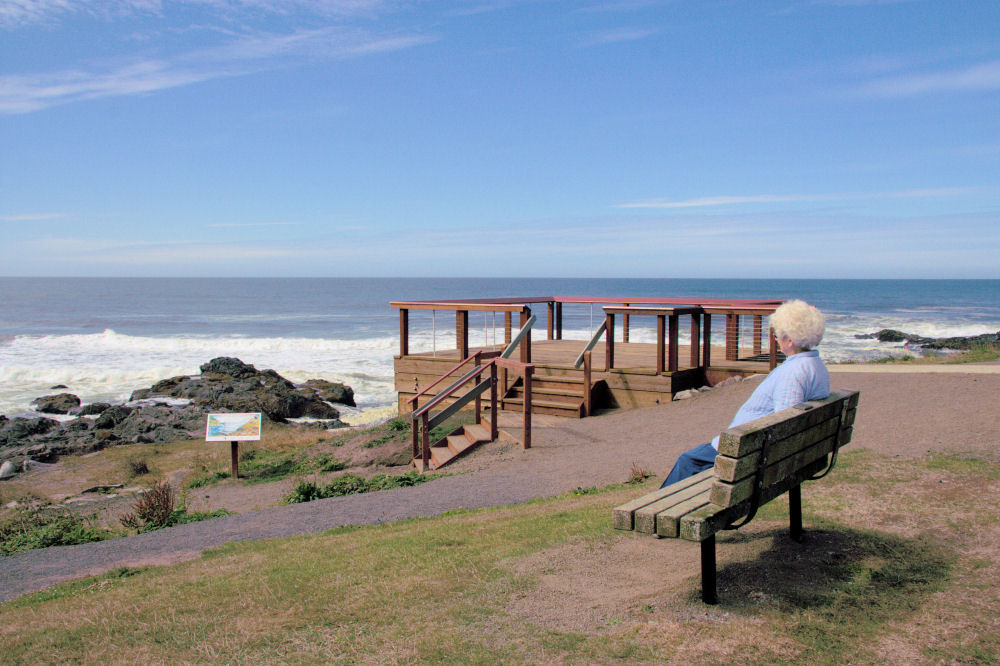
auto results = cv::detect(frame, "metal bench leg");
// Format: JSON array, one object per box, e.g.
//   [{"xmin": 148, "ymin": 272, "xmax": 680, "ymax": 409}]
[
  {"xmin": 789, "ymin": 484, "xmax": 803, "ymax": 542},
  {"xmin": 700, "ymin": 536, "xmax": 718, "ymax": 604}
]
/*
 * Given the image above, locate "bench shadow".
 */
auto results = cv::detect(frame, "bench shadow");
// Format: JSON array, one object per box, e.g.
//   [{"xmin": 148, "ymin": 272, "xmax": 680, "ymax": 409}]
[{"xmin": 706, "ymin": 526, "xmax": 953, "ymax": 615}]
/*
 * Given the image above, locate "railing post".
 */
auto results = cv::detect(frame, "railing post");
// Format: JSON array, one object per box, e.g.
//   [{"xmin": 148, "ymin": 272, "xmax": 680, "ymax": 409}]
[
  {"xmin": 725, "ymin": 313, "xmax": 738, "ymax": 361},
  {"xmin": 489, "ymin": 362, "xmax": 498, "ymax": 441},
  {"xmin": 656, "ymin": 314, "xmax": 665, "ymax": 374},
  {"xmin": 704, "ymin": 314, "xmax": 712, "ymax": 369},
  {"xmin": 547, "ymin": 302, "xmax": 554, "ymax": 340},
  {"xmin": 555, "ymin": 302, "xmax": 563, "ymax": 340},
  {"xmin": 457, "ymin": 309, "xmax": 469, "ymax": 360},
  {"xmin": 690, "ymin": 313, "xmax": 701, "ymax": 369},
  {"xmin": 399, "ymin": 308, "xmax": 409, "ymax": 357},
  {"xmin": 605, "ymin": 312, "xmax": 615, "ymax": 371},
  {"xmin": 411, "ymin": 415, "xmax": 419, "ymax": 459},
  {"xmin": 583, "ymin": 350, "xmax": 592, "ymax": 417},
  {"xmin": 522, "ymin": 366, "xmax": 532, "ymax": 450},
  {"xmin": 668, "ymin": 313, "xmax": 679, "ymax": 372},
  {"xmin": 504, "ymin": 311, "xmax": 512, "ymax": 345},
  {"xmin": 753, "ymin": 315, "xmax": 763, "ymax": 356},
  {"xmin": 520, "ymin": 308, "xmax": 532, "ymax": 364},
  {"xmin": 769, "ymin": 326, "xmax": 778, "ymax": 370},
  {"xmin": 421, "ymin": 412, "xmax": 431, "ymax": 471},
  {"xmin": 622, "ymin": 303, "xmax": 630, "ymax": 343},
  {"xmin": 474, "ymin": 353, "xmax": 482, "ymax": 425}
]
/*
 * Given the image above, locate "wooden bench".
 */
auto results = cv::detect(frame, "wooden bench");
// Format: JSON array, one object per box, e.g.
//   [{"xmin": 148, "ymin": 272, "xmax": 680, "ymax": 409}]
[{"xmin": 613, "ymin": 388, "xmax": 860, "ymax": 604}]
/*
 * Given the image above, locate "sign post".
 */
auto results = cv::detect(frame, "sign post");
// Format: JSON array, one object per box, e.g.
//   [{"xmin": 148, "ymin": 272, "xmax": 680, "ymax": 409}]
[{"xmin": 205, "ymin": 413, "xmax": 262, "ymax": 479}]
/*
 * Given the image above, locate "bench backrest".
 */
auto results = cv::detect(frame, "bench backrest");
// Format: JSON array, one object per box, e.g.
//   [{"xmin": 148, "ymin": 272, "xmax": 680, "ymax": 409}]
[{"xmin": 709, "ymin": 389, "xmax": 860, "ymax": 508}]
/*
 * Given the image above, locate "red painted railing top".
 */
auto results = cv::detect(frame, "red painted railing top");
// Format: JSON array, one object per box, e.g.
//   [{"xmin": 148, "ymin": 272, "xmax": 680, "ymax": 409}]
[{"xmin": 391, "ymin": 295, "xmax": 781, "ymax": 310}]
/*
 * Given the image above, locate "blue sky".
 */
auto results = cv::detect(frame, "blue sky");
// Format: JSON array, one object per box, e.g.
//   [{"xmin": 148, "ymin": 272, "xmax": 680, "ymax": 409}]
[{"xmin": 1, "ymin": 0, "xmax": 998, "ymax": 278}]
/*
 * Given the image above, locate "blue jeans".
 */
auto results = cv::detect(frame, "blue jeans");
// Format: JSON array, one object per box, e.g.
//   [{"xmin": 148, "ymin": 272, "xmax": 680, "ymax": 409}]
[{"xmin": 660, "ymin": 442, "xmax": 718, "ymax": 488}]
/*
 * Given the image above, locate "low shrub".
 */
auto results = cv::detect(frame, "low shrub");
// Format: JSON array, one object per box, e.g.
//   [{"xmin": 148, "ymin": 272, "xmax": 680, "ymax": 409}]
[
  {"xmin": 119, "ymin": 482, "xmax": 230, "ymax": 533},
  {"xmin": 0, "ymin": 508, "xmax": 112, "ymax": 555},
  {"xmin": 119, "ymin": 482, "xmax": 175, "ymax": 530},
  {"xmin": 282, "ymin": 471, "xmax": 431, "ymax": 504}
]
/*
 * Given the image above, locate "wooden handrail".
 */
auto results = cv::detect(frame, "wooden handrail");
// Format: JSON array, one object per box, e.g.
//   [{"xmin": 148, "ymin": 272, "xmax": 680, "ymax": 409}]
[
  {"xmin": 412, "ymin": 360, "xmax": 492, "ymax": 419},
  {"xmin": 574, "ymin": 320, "xmax": 607, "ymax": 368},
  {"xmin": 408, "ymin": 350, "xmax": 484, "ymax": 407},
  {"xmin": 501, "ymin": 314, "xmax": 536, "ymax": 359}
]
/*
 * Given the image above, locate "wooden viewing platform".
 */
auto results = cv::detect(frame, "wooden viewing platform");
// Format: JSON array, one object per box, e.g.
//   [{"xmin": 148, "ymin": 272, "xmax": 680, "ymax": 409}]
[{"xmin": 392, "ymin": 295, "xmax": 783, "ymax": 419}]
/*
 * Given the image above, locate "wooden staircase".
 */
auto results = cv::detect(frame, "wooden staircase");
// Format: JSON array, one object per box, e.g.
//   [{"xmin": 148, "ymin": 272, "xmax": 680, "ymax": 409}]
[
  {"xmin": 412, "ymin": 422, "xmax": 495, "ymax": 472},
  {"xmin": 501, "ymin": 374, "xmax": 588, "ymax": 418}
]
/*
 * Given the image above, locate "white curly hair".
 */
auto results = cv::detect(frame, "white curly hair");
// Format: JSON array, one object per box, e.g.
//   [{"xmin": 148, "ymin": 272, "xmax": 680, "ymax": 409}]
[{"xmin": 770, "ymin": 299, "xmax": 825, "ymax": 350}]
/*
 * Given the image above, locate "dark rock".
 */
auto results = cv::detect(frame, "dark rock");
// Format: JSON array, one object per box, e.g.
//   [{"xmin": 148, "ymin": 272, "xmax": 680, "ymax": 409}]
[
  {"xmin": 301, "ymin": 379, "xmax": 356, "ymax": 406},
  {"xmin": 94, "ymin": 405, "xmax": 134, "ymax": 429},
  {"xmin": 2, "ymin": 357, "xmax": 354, "ymax": 459},
  {"xmin": 1, "ymin": 416, "xmax": 61, "ymax": 447},
  {"xmin": 50, "ymin": 384, "xmax": 68, "ymax": 389},
  {"xmin": 199, "ymin": 357, "xmax": 258, "ymax": 379},
  {"xmin": 77, "ymin": 402, "xmax": 112, "ymax": 416},
  {"xmin": 302, "ymin": 401, "xmax": 341, "ymax": 420},
  {"xmin": 856, "ymin": 329, "xmax": 1000, "ymax": 350},
  {"xmin": 31, "ymin": 393, "xmax": 81, "ymax": 414},
  {"xmin": 129, "ymin": 388, "xmax": 154, "ymax": 401},
  {"xmin": 115, "ymin": 404, "xmax": 207, "ymax": 444}
]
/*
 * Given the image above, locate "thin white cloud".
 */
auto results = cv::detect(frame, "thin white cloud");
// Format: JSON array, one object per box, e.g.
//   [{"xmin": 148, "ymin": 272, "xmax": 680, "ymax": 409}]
[
  {"xmin": 21, "ymin": 236, "xmax": 311, "ymax": 263},
  {"xmin": 617, "ymin": 187, "xmax": 975, "ymax": 209},
  {"xmin": 850, "ymin": 60, "xmax": 1000, "ymax": 99},
  {"xmin": 206, "ymin": 221, "xmax": 298, "ymax": 227},
  {"xmin": 0, "ymin": 26, "xmax": 436, "ymax": 113},
  {"xmin": 578, "ymin": 27, "xmax": 657, "ymax": 47},
  {"xmin": 0, "ymin": 0, "xmax": 391, "ymax": 28},
  {"xmin": 0, "ymin": 212, "xmax": 68, "ymax": 221}
]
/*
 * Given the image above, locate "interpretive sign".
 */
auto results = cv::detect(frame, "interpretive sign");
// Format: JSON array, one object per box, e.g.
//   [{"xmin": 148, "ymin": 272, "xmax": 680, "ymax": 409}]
[
  {"xmin": 206, "ymin": 413, "xmax": 262, "ymax": 479},
  {"xmin": 205, "ymin": 413, "xmax": 262, "ymax": 442}
]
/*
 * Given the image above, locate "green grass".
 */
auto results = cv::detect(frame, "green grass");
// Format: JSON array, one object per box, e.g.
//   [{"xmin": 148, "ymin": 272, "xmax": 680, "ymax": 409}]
[
  {"xmin": 2, "ymin": 453, "xmax": 998, "ymax": 664},
  {"xmin": 281, "ymin": 470, "xmax": 434, "ymax": 504},
  {"xmin": 0, "ymin": 508, "xmax": 115, "ymax": 555},
  {"xmin": 184, "ymin": 448, "xmax": 347, "ymax": 488}
]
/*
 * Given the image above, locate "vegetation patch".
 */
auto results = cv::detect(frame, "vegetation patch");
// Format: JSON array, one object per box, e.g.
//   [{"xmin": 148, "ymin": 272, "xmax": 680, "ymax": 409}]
[
  {"xmin": 119, "ymin": 482, "xmax": 230, "ymax": 533},
  {"xmin": 281, "ymin": 470, "xmax": 433, "ymax": 504},
  {"xmin": 184, "ymin": 448, "xmax": 347, "ymax": 488},
  {"xmin": 0, "ymin": 507, "xmax": 114, "ymax": 556}
]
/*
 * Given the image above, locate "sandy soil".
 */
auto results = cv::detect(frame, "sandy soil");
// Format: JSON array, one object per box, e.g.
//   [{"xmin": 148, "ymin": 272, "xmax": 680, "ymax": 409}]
[{"xmin": 2, "ymin": 367, "xmax": 999, "ymax": 604}]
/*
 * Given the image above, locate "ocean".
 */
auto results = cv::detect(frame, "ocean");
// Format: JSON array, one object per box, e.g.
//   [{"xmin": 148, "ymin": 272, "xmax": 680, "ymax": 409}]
[{"xmin": 2, "ymin": 278, "xmax": 998, "ymax": 423}]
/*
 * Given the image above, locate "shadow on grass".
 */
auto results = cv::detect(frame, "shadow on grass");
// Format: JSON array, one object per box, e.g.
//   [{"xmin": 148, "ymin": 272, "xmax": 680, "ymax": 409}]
[{"xmin": 711, "ymin": 526, "xmax": 954, "ymax": 656}]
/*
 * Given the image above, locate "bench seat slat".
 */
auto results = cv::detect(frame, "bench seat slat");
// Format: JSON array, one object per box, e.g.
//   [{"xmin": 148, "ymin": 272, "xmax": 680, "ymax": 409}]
[
  {"xmin": 611, "ymin": 468, "xmax": 714, "ymax": 531},
  {"xmin": 634, "ymin": 479, "xmax": 712, "ymax": 534},
  {"xmin": 655, "ymin": 495, "xmax": 713, "ymax": 537}
]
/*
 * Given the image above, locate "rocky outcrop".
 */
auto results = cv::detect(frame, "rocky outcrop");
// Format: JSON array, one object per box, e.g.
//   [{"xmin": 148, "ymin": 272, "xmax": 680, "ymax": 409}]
[
  {"xmin": 301, "ymin": 379, "xmax": 356, "ymax": 407},
  {"xmin": 137, "ymin": 357, "xmax": 346, "ymax": 422},
  {"xmin": 856, "ymin": 329, "xmax": 1000, "ymax": 351},
  {"xmin": 1, "ymin": 357, "xmax": 353, "ymax": 464},
  {"xmin": 30, "ymin": 393, "xmax": 81, "ymax": 414}
]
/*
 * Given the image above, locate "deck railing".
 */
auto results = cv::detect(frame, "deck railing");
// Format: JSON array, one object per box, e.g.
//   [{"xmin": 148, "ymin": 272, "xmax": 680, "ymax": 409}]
[{"xmin": 409, "ymin": 317, "xmax": 538, "ymax": 470}]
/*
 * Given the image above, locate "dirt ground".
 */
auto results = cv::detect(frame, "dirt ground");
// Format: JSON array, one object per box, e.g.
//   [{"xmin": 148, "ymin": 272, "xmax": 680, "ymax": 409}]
[{"xmin": 2, "ymin": 367, "xmax": 1000, "ymax": 614}]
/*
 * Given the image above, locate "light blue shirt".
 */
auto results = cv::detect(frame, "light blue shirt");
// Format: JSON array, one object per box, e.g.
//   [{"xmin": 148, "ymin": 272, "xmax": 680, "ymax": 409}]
[{"xmin": 711, "ymin": 350, "xmax": 830, "ymax": 450}]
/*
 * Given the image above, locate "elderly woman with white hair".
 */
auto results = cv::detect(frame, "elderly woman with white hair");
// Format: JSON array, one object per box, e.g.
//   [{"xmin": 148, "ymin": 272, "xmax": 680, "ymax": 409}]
[{"xmin": 660, "ymin": 299, "xmax": 830, "ymax": 486}]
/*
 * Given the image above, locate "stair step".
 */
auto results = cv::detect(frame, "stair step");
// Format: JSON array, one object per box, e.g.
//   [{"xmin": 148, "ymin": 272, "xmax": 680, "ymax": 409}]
[
  {"xmin": 464, "ymin": 423, "xmax": 491, "ymax": 443},
  {"xmin": 415, "ymin": 423, "xmax": 495, "ymax": 471},
  {"xmin": 500, "ymin": 397, "xmax": 584, "ymax": 418},
  {"xmin": 531, "ymin": 376, "xmax": 584, "ymax": 386},
  {"xmin": 506, "ymin": 389, "xmax": 580, "ymax": 404},
  {"xmin": 446, "ymin": 434, "xmax": 476, "ymax": 456}
]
